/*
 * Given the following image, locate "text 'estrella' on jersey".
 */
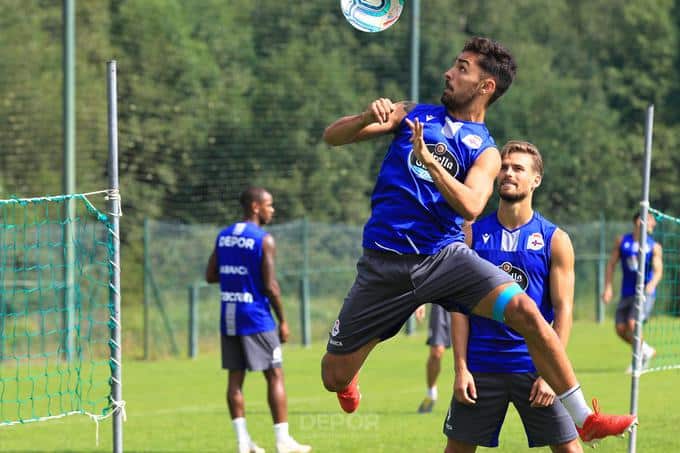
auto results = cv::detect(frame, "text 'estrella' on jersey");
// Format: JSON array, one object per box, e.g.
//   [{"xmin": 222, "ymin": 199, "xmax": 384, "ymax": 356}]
[
  {"xmin": 215, "ymin": 221, "xmax": 276, "ymax": 336},
  {"xmin": 467, "ymin": 211, "xmax": 557, "ymax": 373},
  {"xmin": 363, "ymin": 104, "xmax": 496, "ymax": 255}
]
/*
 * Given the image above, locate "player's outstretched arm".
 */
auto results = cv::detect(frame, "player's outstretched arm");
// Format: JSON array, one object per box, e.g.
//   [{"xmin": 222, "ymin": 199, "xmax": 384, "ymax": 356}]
[
  {"xmin": 205, "ymin": 248, "xmax": 219, "ymax": 283},
  {"xmin": 602, "ymin": 235, "xmax": 623, "ymax": 304},
  {"xmin": 323, "ymin": 99, "xmax": 412, "ymax": 146},
  {"xmin": 262, "ymin": 234, "xmax": 289, "ymax": 342},
  {"xmin": 549, "ymin": 229, "xmax": 576, "ymax": 347},
  {"xmin": 646, "ymin": 242, "xmax": 664, "ymax": 294}
]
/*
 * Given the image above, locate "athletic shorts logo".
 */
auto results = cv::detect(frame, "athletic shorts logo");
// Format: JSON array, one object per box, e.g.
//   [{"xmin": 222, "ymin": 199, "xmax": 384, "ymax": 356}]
[
  {"xmin": 409, "ymin": 143, "xmax": 459, "ymax": 182},
  {"xmin": 331, "ymin": 319, "xmax": 340, "ymax": 337},
  {"xmin": 272, "ymin": 346, "xmax": 282, "ymax": 364},
  {"xmin": 499, "ymin": 261, "xmax": 529, "ymax": 290}
]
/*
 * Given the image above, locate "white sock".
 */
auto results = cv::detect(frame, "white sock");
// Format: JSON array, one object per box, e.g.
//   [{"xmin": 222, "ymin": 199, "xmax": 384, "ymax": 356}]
[
  {"xmin": 427, "ymin": 386, "xmax": 438, "ymax": 400},
  {"xmin": 232, "ymin": 417, "xmax": 250, "ymax": 444},
  {"xmin": 558, "ymin": 385, "xmax": 592, "ymax": 428},
  {"xmin": 274, "ymin": 422, "xmax": 290, "ymax": 443},
  {"xmin": 641, "ymin": 341, "xmax": 654, "ymax": 355}
]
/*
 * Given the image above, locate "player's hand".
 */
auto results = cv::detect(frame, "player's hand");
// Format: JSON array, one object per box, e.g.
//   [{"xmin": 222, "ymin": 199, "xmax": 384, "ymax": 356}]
[
  {"xmin": 601, "ymin": 286, "xmax": 613, "ymax": 305},
  {"xmin": 404, "ymin": 118, "xmax": 431, "ymax": 166},
  {"xmin": 362, "ymin": 98, "xmax": 395, "ymax": 125},
  {"xmin": 529, "ymin": 376, "xmax": 555, "ymax": 408},
  {"xmin": 278, "ymin": 320, "xmax": 290, "ymax": 343},
  {"xmin": 414, "ymin": 305, "xmax": 426, "ymax": 322},
  {"xmin": 453, "ymin": 368, "xmax": 477, "ymax": 405}
]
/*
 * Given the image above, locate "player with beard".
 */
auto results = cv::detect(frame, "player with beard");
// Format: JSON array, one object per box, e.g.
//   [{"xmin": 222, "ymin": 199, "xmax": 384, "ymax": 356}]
[
  {"xmin": 320, "ymin": 36, "xmax": 636, "ymax": 444},
  {"xmin": 444, "ymin": 141, "xmax": 582, "ymax": 452}
]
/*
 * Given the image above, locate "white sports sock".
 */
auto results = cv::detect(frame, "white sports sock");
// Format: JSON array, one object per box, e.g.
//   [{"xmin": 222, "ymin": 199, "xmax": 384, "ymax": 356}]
[
  {"xmin": 274, "ymin": 422, "xmax": 290, "ymax": 443},
  {"xmin": 558, "ymin": 385, "xmax": 592, "ymax": 428},
  {"xmin": 232, "ymin": 417, "xmax": 250, "ymax": 444},
  {"xmin": 641, "ymin": 341, "xmax": 654, "ymax": 355},
  {"xmin": 427, "ymin": 386, "xmax": 438, "ymax": 400}
]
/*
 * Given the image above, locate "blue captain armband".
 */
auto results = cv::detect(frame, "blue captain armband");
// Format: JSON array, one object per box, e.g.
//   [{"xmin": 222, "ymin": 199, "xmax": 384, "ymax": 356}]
[{"xmin": 492, "ymin": 283, "xmax": 524, "ymax": 323}]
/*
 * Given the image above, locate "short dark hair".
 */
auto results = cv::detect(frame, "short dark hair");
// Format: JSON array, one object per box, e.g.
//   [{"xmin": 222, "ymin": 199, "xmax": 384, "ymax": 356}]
[
  {"xmin": 500, "ymin": 140, "xmax": 543, "ymax": 176},
  {"xmin": 239, "ymin": 187, "xmax": 267, "ymax": 212},
  {"xmin": 463, "ymin": 37, "xmax": 517, "ymax": 105}
]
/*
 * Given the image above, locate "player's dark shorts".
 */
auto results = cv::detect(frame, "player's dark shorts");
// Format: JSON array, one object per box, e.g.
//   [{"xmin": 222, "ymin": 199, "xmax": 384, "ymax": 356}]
[
  {"xmin": 221, "ymin": 330, "xmax": 282, "ymax": 371},
  {"xmin": 427, "ymin": 303, "xmax": 452, "ymax": 348},
  {"xmin": 615, "ymin": 295, "xmax": 656, "ymax": 324},
  {"xmin": 327, "ymin": 242, "xmax": 512, "ymax": 354},
  {"xmin": 443, "ymin": 372, "xmax": 578, "ymax": 448}
]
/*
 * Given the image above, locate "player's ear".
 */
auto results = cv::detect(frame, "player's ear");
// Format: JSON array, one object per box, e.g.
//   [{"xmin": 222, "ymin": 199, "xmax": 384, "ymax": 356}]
[
  {"xmin": 479, "ymin": 77, "xmax": 496, "ymax": 96},
  {"xmin": 532, "ymin": 174, "xmax": 542, "ymax": 190}
]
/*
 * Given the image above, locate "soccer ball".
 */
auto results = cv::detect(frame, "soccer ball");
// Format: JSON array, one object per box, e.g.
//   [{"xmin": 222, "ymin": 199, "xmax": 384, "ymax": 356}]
[{"xmin": 340, "ymin": 0, "xmax": 405, "ymax": 33}]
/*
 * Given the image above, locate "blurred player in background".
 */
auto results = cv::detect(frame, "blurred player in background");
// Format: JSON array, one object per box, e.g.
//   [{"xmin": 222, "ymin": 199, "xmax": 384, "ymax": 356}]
[
  {"xmin": 321, "ymin": 36, "xmax": 636, "ymax": 444},
  {"xmin": 444, "ymin": 141, "xmax": 582, "ymax": 452},
  {"xmin": 414, "ymin": 303, "xmax": 451, "ymax": 413},
  {"xmin": 206, "ymin": 187, "xmax": 311, "ymax": 453},
  {"xmin": 602, "ymin": 212, "xmax": 663, "ymax": 371}
]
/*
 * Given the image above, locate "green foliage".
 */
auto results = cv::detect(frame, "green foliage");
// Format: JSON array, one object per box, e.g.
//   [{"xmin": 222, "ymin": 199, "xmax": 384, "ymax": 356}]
[{"xmin": 2, "ymin": 0, "xmax": 680, "ymax": 305}]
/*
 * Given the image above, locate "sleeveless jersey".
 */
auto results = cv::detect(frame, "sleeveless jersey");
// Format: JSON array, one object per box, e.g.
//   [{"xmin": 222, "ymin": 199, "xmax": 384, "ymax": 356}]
[
  {"xmin": 362, "ymin": 104, "xmax": 496, "ymax": 255},
  {"xmin": 215, "ymin": 221, "xmax": 276, "ymax": 336},
  {"xmin": 619, "ymin": 233, "xmax": 656, "ymax": 298},
  {"xmin": 467, "ymin": 212, "xmax": 557, "ymax": 373}
]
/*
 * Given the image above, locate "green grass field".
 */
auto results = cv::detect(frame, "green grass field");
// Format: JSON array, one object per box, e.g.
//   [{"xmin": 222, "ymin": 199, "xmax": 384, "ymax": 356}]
[{"xmin": 0, "ymin": 320, "xmax": 678, "ymax": 452}]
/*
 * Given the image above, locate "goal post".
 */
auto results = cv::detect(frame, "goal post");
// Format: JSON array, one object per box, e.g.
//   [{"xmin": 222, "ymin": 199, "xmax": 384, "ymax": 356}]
[{"xmin": 0, "ymin": 60, "xmax": 123, "ymax": 452}]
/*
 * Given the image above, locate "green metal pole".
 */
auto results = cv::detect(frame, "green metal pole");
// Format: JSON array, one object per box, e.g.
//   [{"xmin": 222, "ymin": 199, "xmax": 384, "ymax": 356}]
[
  {"xmin": 405, "ymin": 0, "xmax": 420, "ymax": 336},
  {"xmin": 143, "ymin": 218, "xmax": 150, "ymax": 360},
  {"xmin": 300, "ymin": 218, "xmax": 311, "ymax": 347},
  {"xmin": 188, "ymin": 283, "xmax": 199, "ymax": 358},
  {"xmin": 597, "ymin": 212, "xmax": 606, "ymax": 323},
  {"xmin": 62, "ymin": 0, "xmax": 76, "ymax": 362}
]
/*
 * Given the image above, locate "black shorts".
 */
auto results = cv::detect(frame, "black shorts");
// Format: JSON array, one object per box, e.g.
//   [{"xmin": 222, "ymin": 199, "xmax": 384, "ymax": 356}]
[
  {"xmin": 327, "ymin": 242, "xmax": 512, "ymax": 354},
  {"xmin": 427, "ymin": 304, "xmax": 452, "ymax": 348},
  {"xmin": 221, "ymin": 330, "xmax": 282, "ymax": 371},
  {"xmin": 443, "ymin": 372, "xmax": 578, "ymax": 448}
]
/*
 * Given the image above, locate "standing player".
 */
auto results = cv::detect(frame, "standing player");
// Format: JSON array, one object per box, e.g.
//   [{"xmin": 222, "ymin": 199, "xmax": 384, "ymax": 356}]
[
  {"xmin": 414, "ymin": 304, "xmax": 452, "ymax": 413},
  {"xmin": 320, "ymin": 36, "xmax": 636, "ymax": 443},
  {"xmin": 444, "ymin": 141, "xmax": 582, "ymax": 452},
  {"xmin": 206, "ymin": 187, "xmax": 311, "ymax": 453},
  {"xmin": 602, "ymin": 212, "xmax": 663, "ymax": 370}
]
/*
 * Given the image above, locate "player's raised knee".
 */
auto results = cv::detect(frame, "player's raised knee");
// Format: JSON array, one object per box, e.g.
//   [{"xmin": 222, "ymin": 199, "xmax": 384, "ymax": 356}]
[{"xmin": 503, "ymin": 293, "xmax": 543, "ymax": 331}]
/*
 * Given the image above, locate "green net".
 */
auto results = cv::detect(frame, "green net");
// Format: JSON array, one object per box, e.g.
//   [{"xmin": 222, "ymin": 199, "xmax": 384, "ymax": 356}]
[
  {"xmin": 0, "ymin": 193, "xmax": 115, "ymax": 425},
  {"xmin": 643, "ymin": 208, "xmax": 680, "ymax": 373}
]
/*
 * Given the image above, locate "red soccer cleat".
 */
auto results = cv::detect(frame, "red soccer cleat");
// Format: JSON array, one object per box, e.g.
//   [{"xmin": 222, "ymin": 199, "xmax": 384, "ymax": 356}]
[
  {"xmin": 577, "ymin": 399, "xmax": 637, "ymax": 446},
  {"xmin": 336, "ymin": 374, "xmax": 361, "ymax": 413}
]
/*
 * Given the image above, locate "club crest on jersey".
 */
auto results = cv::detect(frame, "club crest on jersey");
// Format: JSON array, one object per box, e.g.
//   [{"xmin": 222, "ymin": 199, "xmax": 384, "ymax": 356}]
[
  {"xmin": 409, "ymin": 143, "xmax": 460, "ymax": 182},
  {"xmin": 527, "ymin": 233, "xmax": 544, "ymax": 251},
  {"xmin": 499, "ymin": 261, "xmax": 529, "ymax": 290},
  {"xmin": 461, "ymin": 134, "xmax": 483, "ymax": 149}
]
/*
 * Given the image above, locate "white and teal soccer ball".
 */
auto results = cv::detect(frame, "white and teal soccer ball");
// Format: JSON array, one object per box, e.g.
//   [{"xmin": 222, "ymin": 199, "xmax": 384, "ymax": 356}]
[{"xmin": 340, "ymin": 0, "xmax": 405, "ymax": 33}]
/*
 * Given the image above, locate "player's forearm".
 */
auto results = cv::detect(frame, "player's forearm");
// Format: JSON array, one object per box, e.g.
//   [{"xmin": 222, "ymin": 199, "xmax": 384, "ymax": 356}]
[
  {"xmin": 265, "ymin": 281, "xmax": 285, "ymax": 322},
  {"xmin": 424, "ymin": 162, "xmax": 486, "ymax": 220},
  {"xmin": 323, "ymin": 114, "xmax": 371, "ymax": 146},
  {"xmin": 552, "ymin": 307, "xmax": 573, "ymax": 347},
  {"xmin": 451, "ymin": 313, "xmax": 471, "ymax": 372}
]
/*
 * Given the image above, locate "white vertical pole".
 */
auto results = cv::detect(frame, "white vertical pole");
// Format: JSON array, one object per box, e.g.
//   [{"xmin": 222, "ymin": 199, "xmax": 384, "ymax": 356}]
[
  {"xmin": 628, "ymin": 104, "xmax": 654, "ymax": 453},
  {"xmin": 107, "ymin": 60, "xmax": 124, "ymax": 453}
]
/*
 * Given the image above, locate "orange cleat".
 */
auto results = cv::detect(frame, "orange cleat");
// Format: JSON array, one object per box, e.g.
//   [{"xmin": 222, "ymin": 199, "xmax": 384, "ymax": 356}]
[
  {"xmin": 577, "ymin": 399, "xmax": 637, "ymax": 446},
  {"xmin": 337, "ymin": 374, "xmax": 361, "ymax": 413}
]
